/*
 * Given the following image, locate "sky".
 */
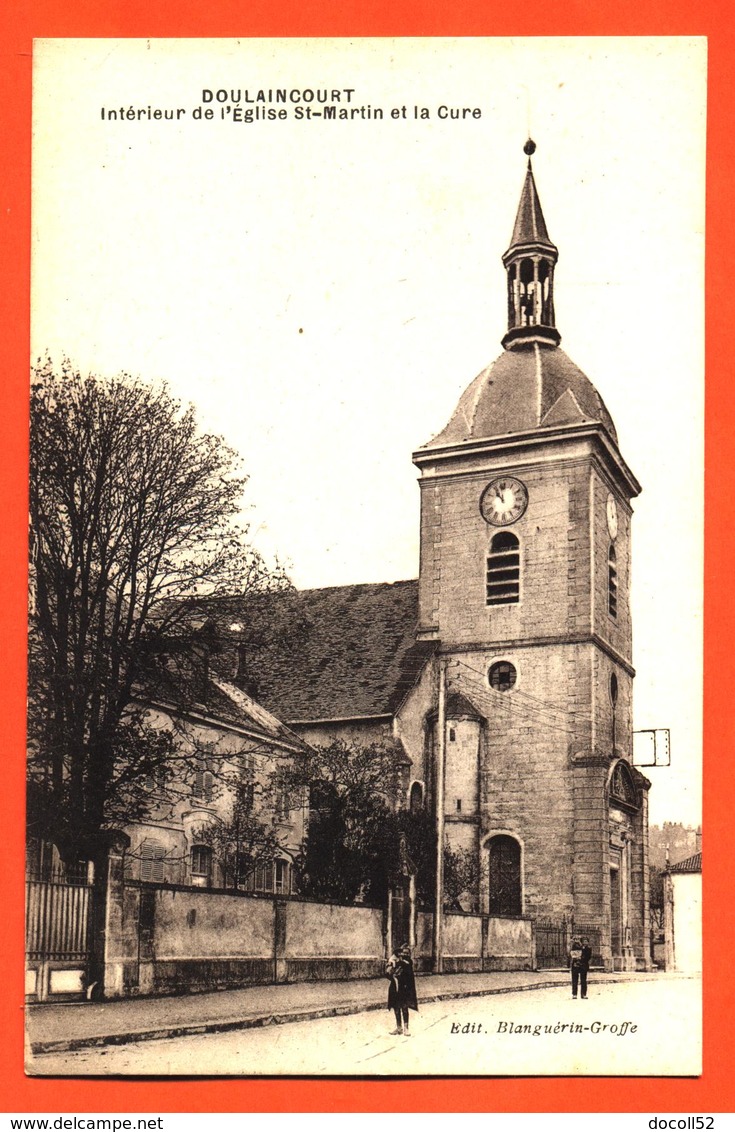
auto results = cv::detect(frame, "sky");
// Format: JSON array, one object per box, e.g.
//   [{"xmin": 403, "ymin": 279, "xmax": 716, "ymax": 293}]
[{"xmin": 31, "ymin": 37, "xmax": 706, "ymax": 826}]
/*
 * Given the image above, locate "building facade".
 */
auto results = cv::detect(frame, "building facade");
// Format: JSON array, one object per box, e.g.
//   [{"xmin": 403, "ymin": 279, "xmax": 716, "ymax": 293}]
[{"xmin": 406, "ymin": 141, "xmax": 651, "ymax": 970}]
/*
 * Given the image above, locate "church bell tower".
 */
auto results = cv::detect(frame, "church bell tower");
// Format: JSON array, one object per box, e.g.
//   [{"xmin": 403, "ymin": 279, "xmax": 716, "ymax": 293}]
[{"xmin": 412, "ymin": 142, "xmax": 651, "ymax": 971}]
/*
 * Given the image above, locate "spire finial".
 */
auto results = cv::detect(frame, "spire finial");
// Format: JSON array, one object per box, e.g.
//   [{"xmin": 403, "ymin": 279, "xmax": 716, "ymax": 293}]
[{"xmin": 523, "ymin": 138, "xmax": 536, "ymax": 168}]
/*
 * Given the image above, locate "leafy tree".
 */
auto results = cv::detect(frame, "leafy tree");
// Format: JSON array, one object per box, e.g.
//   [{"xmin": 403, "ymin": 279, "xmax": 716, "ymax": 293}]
[
  {"xmin": 390, "ymin": 808, "xmax": 436, "ymax": 906},
  {"xmin": 385, "ymin": 812, "xmax": 479, "ymax": 912},
  {"xmin": 284, "ymin": 739, "xmax": 403, "ymax": 903},
  {"xmin": 649, "ymin": 866, "xmax": 665, "ymax": 938},
  {"xmin": 28, "ymin": 359, "xmax": 290, "ymax": 864},
  {"xmin": 283, "ymin": 738, "xmax": 481, "ymax": 911},
  {"xmin": 444, "ymin": 844, "xmax": 480, "ymax": 913}
]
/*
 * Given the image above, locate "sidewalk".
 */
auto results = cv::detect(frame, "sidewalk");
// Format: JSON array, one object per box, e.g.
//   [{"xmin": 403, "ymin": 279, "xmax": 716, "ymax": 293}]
[{"xmin": 27, "ymin": 969, "xmax": 662, "ymax": 1055}]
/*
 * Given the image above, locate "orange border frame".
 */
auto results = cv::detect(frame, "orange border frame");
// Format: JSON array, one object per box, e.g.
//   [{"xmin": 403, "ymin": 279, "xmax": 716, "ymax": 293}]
[{"xmin": 2, "ymin": 2, "xmax": 732, "ymax": 1115}]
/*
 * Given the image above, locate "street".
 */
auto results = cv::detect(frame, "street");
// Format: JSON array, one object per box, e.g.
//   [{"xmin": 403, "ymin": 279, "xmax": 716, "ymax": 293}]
[{"xmin": 29, "ymin": 975, "xmax": 700, "ymax": 1077}]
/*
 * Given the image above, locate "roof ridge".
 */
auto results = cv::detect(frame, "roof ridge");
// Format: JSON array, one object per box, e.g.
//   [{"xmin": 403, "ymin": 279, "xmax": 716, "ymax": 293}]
[{"xmin": 290, "ymin": 577, "xmax": 419, "ymax": 596}]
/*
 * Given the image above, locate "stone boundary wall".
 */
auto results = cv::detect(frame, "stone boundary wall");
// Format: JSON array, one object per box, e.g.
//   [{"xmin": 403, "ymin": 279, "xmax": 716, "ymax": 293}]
[
  {"xmin": 101, "ymin": 876, "xmax": 535, "ymax": 998},
  {"xmin": 415, "ymin": 910, "xmax": 534, "ymax": 974}
]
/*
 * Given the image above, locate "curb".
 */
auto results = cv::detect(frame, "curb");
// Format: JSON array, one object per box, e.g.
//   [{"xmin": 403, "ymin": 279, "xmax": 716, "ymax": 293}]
[{"xmin": 30, "ymin": 972, "xmax": 662, "ymax": 1057}]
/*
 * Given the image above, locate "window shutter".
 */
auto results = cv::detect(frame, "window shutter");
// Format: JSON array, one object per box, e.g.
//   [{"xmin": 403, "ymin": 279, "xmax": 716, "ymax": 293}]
[{"xmin": 140, "ymin": 839, "xmax": 165, "ymax": 882}]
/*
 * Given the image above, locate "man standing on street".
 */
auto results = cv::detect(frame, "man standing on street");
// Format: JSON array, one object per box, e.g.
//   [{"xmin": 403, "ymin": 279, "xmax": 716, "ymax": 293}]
[{"xmin": 569, "ymin": 937, "xmax": 592, "ymax": 999}]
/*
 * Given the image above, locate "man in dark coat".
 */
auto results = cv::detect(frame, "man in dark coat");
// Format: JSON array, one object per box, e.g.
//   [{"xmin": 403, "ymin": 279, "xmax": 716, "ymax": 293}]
[
  {"xmin": 569, "ymin": 937, "xmax": 592, "ymax": 999},
  {"xmin": 386, "ymin": 943, "xmax": 418, "ymax": 1035},
  {"xmin": 580, "ymin": 937, "xmax": 593, "ymax": 999}
]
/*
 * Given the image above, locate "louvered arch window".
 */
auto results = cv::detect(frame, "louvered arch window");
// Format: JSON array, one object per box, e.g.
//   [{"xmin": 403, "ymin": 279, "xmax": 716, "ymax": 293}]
[
  {"xmin": 486, "ymin": 531, "xmax": 520, "ymax": 606},
  {"xmin": 608, "ymin": 544, "xmax": 618, "ymax": 618}
]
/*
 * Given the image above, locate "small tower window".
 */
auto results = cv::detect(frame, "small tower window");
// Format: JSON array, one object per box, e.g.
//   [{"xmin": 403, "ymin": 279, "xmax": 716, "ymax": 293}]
[
  {"xmin": 409, "ymin": 782, "xmax": 424, "ymax": 812},
  {"xmin": 486, "ymin": 532, "xmax": 520, "ymax": 606},
  {"xmin": 608, "ymin": 545, "xmax": 618, "ymax": 618}
]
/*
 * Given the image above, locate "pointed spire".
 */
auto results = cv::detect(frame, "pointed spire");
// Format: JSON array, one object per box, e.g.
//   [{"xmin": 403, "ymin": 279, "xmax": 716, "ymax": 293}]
[
  {"xmin": 501, "ymin": 140, "xmax": 560, "ymax": 351},
  {"xmin": 509, "ymin": 144, "xmax": 554, "ymax": 249}
]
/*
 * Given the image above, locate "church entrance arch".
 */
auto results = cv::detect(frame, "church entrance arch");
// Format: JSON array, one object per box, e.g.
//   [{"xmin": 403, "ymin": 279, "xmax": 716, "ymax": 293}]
[{"xmin": 607, "ymin": 759, "xmax": 640, "ymax": 969}]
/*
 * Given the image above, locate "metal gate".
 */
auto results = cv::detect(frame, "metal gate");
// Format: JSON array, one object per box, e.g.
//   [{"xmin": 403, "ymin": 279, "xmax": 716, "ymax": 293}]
[
  {"xmin": 535, "ymin": 920, "xmax": 568, "ymax": 968},
  {"xmin": 535, "ymin": 920, "xmax": 603, "ymax": 969},
  {"xmin": 25, "ymin": 874, "xmax": 94, "ymax": 1000}
]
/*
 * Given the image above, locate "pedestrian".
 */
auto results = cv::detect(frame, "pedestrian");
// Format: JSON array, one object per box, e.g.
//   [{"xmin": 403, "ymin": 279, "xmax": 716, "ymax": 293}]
[
  {"xmin": 386, "ymin": 943, "xmax": 418, "ymax": 1035},
  {"xmin": 569, "ymin": 937, "xmax": 590, "ymax": 999},
  {"xmin": 580, "ymin": 937, "xmax": 592, "ymax": 998}
]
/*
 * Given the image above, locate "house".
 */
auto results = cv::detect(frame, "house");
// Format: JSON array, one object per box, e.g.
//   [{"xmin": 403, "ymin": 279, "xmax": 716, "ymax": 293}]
[
  {"xmin": 122, "ymin": 671, "xmax": 310, "ymax": 897},
  {"xmin": 25, "ymin": 663, "xmax": 311, "ymax": 1001},
  {"xmin": 663, "ymin": 851, "xmax": 702, "ymax": 973}
]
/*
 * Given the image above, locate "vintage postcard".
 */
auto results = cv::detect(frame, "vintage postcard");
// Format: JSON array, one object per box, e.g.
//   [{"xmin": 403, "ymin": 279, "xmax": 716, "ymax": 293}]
[{"xmin": 25, "ymin": 36, "xmax": 705, "ymax": 1078}]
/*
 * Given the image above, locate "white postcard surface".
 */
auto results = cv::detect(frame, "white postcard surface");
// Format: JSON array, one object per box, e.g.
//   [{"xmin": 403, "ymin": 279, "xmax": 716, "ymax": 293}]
[{"xmin": 28, "ymin": 37, "xmax": 705, "ymax": 1078}]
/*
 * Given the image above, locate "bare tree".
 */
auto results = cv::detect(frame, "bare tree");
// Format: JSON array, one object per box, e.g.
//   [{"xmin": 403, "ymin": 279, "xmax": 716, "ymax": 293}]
[
  {"xmin": 28, "ymin": 358, "xmax": 290, "ymax": 864},
  {"xmin": 192, "ymin": 778, "xmax": 286, "ymax": 891}
]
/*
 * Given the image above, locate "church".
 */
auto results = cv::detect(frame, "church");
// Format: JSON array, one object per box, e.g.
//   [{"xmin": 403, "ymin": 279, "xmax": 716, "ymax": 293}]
[{"xmin": 237, "ymin": 141, "xmax": 652, "ymax": 973}]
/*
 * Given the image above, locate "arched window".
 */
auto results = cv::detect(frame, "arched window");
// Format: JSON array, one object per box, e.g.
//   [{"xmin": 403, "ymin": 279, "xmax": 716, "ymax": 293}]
[
  {"xmin": 487, "ymin": 835, "xmax": 522, "ymax": 915},
  {"xmin": 275, "ymin": 859, "xmax": 291, "ymax": 896},
  {"xmin": 409, "ymin": 782, "xmax": 424, "ymax": 812},
  {"xmin": 190, "ymin": 844, "xmax": 212, "ymax": 887},
  {"xmin": 519, "ymin": 258, "xmax": 536, "ymax": 325},
  {"xmin": 507, "ymin": 263, "xmax": 517, "ymax": 326},
  {"xmin": 608, "ymin": 545, "xmax": 618, "ymax": 618},
  {"xmin": 486, "ymin": 532, "xmax": 520, "ymax": 606}
]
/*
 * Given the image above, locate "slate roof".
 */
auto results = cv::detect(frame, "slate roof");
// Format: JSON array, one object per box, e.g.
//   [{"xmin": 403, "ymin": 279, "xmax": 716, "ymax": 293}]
[
  {"xmin": 507, "ymin": 162, "xmax": 557, "ymax": 251},
  {"xmin": 140, "ymin": 661, "xmax": 308, "ymax": 751},
  {"xmin": 423, "ymin": 344, "xmax": 618, "ymax": 448},
  {"xmin": 236, "ymin": 579, "xmax": 434, "ymax": 724},
  {"xmin": 668, "ymin": 851, "xmax": 702, "ymax": 874}
]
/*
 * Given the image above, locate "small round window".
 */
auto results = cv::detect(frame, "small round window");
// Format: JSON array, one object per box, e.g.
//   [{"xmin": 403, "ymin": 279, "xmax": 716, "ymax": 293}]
[{"xmin": 488, "ymin": 661, "xmax": 517, "ymax": 692}]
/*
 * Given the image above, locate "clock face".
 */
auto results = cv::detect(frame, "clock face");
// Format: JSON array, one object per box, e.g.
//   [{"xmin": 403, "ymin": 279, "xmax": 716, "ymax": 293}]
[
  {"xmin": 480, "ymin": 476, "xmax": 529, "ymax": 526},
  {"xmin": 606, "ymin": 493, "xmax": 618, "ymax": 539}
]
